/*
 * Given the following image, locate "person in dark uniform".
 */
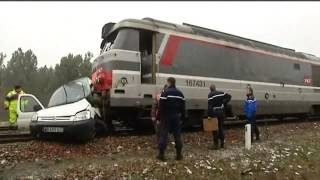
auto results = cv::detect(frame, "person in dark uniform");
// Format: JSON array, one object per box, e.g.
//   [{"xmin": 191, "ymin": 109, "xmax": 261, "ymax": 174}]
[
  {"xmin": 244, "ymin": 86, "xmax": 260, "ymax": 141},
  {"xmin": 151, "ymin": 84, "xmax": 168, "ymax": 145},
  {"xmin": 208, "ymin": 84, "xmax": 231, "ymax": 149},
  {"xmin": 157, "ymin": 77, "xmax": 186, "ymax": 161}
]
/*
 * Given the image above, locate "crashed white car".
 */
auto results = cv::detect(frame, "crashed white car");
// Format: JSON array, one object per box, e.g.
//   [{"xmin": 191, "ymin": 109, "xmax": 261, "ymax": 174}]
[{"xmin": 27, "ymin": 77, "xmax": 101, "ymax": 141}]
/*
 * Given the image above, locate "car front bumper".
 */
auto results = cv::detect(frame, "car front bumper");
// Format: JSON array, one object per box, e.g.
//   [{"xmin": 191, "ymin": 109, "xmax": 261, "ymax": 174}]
[{"xmin": 30, "ymin": 119, "xmax": 95, "ymax": 141}]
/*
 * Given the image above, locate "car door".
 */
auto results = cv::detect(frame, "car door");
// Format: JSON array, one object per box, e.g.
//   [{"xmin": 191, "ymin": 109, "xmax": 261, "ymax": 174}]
[{"xmin": 17, "ymin": 94, "xmax": 44, "ymax": 131}]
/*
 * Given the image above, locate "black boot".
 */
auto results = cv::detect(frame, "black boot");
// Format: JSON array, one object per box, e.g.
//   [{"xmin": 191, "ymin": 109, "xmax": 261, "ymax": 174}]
[
  {"xmin": 209, "ymin": 142, "xmax": 219, "ymax": 150},
  {"xmin": 157, "ymin": 149, "xmax": 166, "ymax": 161},
  {"xmin": 176, "ymin": 148, "xmax": 183, "ymax": 160},
  {"xmin": 210, "ymin": 134, "xmax": 220, "ymax": 150},
  {"xmin": 220, "ymin": 140, "xmax": 224, "ymax": 149}
]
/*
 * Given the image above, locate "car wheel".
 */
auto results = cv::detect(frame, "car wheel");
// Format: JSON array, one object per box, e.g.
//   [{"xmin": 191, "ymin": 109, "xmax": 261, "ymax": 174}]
[
  {"xmin": 78, "ymin": 130, "xmax": 96, "ymax": 143},
  {"xmin": 95, "ymin": 117, "xmax": 108, "ymax": 136}
]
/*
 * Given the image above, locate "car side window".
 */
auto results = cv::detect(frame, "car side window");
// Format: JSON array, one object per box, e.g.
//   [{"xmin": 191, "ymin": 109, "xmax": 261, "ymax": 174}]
[{"xmin": 20, "ymin": 96, "xmax": 41, "ymax": 113}]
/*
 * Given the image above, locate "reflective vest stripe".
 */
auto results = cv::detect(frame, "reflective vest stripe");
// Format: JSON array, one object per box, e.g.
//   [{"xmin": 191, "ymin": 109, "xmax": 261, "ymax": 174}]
[
  {"xmin": 246, "ymin": 99, "xmax": 256, "ymax": 103},
  {"xmin": 208, "ymin": 93, "xmax": 226, "ymax": 100},
  {"xmin": 167, "ymin": 95, "xmax": 185, "ymax": 100}
]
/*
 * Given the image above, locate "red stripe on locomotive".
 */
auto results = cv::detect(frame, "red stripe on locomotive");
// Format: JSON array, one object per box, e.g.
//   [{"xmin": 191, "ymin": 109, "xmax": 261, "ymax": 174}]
[
  {"xmin": 160, "ymin": 36, "xmax": 184, "ymax": 66},
  {"xmin": 160, "ymin": 34, "xmax": 319, "ymax": 67}
]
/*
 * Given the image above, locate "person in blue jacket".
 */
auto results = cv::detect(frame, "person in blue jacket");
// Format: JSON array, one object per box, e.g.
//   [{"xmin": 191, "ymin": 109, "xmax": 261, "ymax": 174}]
[{"xmin": 244, "ymin": 86, "xmax": 260, "ymax": 141}]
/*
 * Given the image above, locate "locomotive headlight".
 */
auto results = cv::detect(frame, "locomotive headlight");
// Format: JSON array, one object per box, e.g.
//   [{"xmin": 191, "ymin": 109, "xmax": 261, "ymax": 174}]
[
  {"xmin": 31, "ymin": 114, "xmax": 38, "ymax": 122},
  {"xmin": 74, "ymin": 110, "xmax": 91, "ymax": 121}
]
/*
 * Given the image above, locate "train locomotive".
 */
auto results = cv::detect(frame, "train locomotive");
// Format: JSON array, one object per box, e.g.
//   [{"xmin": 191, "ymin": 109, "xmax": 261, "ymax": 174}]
[{"xmin": 91, "ymin": 18, "xmax": 320, "ymax": 131}]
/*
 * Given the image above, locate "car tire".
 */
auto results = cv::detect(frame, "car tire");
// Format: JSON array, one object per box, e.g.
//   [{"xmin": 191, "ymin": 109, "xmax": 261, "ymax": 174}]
[
  {"xmin": 78, "ymin": 130, "xmax": 96, "ymax": 143},
  {"xmin": 95, "ymin": 117, "xmax": 109, "ymax": 136}
]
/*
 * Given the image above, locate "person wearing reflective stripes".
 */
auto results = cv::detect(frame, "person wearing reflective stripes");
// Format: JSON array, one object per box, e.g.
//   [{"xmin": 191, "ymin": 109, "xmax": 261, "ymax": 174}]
[
  {"xmin": 4, "ymin": 85, "xmax": 25, "ymax": 127},
  {"xmin": 244, "ymin": 86, "xmax": 260, "ymax": 141},
  {"xmin": 157, "ymin": 77, "xmax": 185, "ymax": 161},
  {"xmin": 208, "ymin": 84, "xmax": 231, "ymax": 150}
]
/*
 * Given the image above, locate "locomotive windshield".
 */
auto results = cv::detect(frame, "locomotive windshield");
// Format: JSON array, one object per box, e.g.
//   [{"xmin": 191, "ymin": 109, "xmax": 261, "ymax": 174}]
[{"xmin": 101, "ymin": 28, "xmax": 139, "ymax": 54}]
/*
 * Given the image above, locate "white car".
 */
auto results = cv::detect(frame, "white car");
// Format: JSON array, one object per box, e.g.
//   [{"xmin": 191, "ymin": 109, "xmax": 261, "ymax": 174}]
[{"xmin": 21, "ymin": 77, "xmax": 102, "ymax": 142}]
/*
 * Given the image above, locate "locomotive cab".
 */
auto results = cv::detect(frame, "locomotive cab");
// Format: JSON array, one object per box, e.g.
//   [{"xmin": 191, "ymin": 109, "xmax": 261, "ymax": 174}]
[
  {"xmin": 92, "ymin": 27, "xmax": 157, "ymax": 93},
  {"xmin": 91, "ymin": 21, "xmax": 162, "ymax": 129}
]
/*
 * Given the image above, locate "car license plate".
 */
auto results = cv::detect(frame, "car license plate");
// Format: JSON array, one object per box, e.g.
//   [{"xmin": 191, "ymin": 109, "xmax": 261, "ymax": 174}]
[{"xmin": 42, "ymin": 127, "xmax": 64, "ymax": 133}]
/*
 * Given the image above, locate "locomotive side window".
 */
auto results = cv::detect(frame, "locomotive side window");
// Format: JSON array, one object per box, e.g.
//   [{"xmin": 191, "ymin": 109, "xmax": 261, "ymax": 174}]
[{"xmin": 294, "ymin": 63, "xmax": 301, "ymax": 70}]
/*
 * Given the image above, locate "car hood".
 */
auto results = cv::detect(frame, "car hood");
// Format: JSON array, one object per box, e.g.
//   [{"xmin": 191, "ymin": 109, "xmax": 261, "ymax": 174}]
[{"xmin": 37, "ymin": 99, "xmax": 90, "ymax": 117}]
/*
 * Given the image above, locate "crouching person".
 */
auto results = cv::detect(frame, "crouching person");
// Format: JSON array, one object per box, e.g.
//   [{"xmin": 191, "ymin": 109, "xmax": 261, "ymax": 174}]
[
  {"xmin": 157, "ymin": 77, "xmax": 186, "ymax": 161},
  {"xmin": 244, "ymin": 86, "xmax": 260, "ymax": 141}
]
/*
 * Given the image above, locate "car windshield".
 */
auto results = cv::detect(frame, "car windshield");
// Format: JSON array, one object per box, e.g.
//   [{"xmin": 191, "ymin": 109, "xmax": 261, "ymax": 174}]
[{"xmin": 47, "ymin": 78, "xmax": 91, "ymax": 107}]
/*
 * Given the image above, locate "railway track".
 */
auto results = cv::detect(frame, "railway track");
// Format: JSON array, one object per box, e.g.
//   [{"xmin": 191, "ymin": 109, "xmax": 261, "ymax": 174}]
[
  {"xmin": 0, "ymin": 130, "xmax": 33, "ymax": 144},
  {"xmin": 110, "ymin": 116, "xmax": 320, "ymax": 137},
  {"xmin": 0, "ymin": 116, "xmax": 319, "ymax": 144}
]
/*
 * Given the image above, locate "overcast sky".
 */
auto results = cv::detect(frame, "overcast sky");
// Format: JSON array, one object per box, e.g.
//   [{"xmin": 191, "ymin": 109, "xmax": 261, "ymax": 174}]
[{"xmin": 0, "ymin": 1, "xmax": 319, "ymax": 67}]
